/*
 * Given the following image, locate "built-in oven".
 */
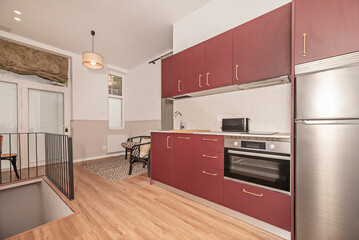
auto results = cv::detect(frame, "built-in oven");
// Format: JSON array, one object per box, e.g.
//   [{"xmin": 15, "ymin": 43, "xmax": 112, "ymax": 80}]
[{"xmin": 224, "ymin": 136, "xmax": 291, "ymax": 193}]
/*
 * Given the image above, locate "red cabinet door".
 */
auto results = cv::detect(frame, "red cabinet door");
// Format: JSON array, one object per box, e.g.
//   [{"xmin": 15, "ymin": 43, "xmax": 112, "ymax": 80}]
[
  {"xmin": 204, "ymin": 30, "xmax": 233, "ymax": 89},
  {"xmin": 161, "ymin": 53, "xmax": 182, "ymax": 98},
  {"xmin": 198, "ymin": 150, "xmax": 224, "ymax": 171},
  {"xmin": 198, "ymin": 135, "xmax": 224, "ymax": 153},
  {"xmin": 295, "ymin": 0, "xmax": 359, "ymax": 64},
  {"xmin": 233, "ymin": 3, "xmax": 291, "ymax": 84},
  {"xmin": 172, "ymin": 134, "xmax": 197, "ymax": 195},
  {"xmin": 223, "ymin": 180, "xmax": 291, "ymax": 231},
  {"xmin": 150, "ymin": 133, "xmax": 172, "ymax": 185},
  {"xmin": 181, "ymin": 43, "xmax": 205, "ymax": 94},
  {"xmin": 197, "ymin": 166, "xmax": 223, "ymax": 205}
]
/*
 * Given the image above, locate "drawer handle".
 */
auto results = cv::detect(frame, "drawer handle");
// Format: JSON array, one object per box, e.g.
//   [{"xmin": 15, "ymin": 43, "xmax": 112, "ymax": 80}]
[
  {"xmin": 202, "ymin": 171, "xmax": 217, "ymax": 176},
  {"xmin": 166, "ymin": 136, "xmax": 170, "ymax": 149},
  {"xmin": 178, "ymin": 80, "xmax": 182, "ymax": 92},
  {"xmin": 178, "ymin": 137, "xmax": 190, "ymax": 140},
  {"xmin": 199, "ymin": 74, "xmax": 203, "ymax": 88},
  {"xmin": 243, "ymin": 189, "xmax": 263, "ymax": 197},
  {"xmin": 202, "ymin": 154, "xmax": 217, "ymax": 159},
  {"xmin": 303, "ymin": 33, "xmax": 307, "ymax": 57},
  {"xmin": 206, "ymin": 72, "xmax": 210, "ymax": 86},
  {"xmin": 235, "ymin": 64, "xmax": 239, "ymax": 80},
  {"xmin": 203, "ymin": 138, "xmax": 218, "ymax": 142}
]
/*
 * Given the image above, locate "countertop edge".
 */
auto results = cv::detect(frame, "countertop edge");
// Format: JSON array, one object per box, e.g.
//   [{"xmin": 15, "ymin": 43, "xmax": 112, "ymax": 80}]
[{"xmin": 150, "ymin": 130, "xmax": 291, "ymax": 138}]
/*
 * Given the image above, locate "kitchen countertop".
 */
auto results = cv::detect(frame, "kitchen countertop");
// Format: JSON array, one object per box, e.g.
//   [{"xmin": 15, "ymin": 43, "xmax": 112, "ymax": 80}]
[{"xmin": 150, "ymin": 130, "xmax": 290, "ymax": 139}]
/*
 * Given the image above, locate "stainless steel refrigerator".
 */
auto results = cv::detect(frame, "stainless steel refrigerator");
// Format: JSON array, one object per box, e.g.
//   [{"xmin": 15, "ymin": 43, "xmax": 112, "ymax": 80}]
[{"xmin": 296, "ymin": 64, "xmax": 359, "ymax": 240}]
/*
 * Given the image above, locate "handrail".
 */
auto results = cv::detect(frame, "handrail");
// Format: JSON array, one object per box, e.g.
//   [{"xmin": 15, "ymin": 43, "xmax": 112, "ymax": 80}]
[{"xmin": 0, "ymin": 132, "xmax": 74, "ymax": 200}]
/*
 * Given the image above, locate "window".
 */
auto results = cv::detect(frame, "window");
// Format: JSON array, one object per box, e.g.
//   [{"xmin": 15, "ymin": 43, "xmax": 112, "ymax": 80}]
[{"xmin": 108, "ymin": 74, "xmax": 123, "ymax": 129}]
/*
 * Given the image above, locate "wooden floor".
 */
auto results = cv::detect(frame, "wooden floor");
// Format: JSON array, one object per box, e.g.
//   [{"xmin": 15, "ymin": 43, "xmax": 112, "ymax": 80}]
[{"xmin": 10, "ymin": 161, "xmax": 282, "ymax": 240}]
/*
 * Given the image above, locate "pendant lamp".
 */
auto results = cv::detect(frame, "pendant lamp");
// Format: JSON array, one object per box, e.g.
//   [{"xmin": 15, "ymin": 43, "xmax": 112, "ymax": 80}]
[{"xmin": 82, "ymin": 30, "xmax": 104, "ymax": 70}]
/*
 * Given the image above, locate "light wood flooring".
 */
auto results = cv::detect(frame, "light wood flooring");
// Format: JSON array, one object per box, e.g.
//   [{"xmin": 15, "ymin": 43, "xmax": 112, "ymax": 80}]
[{"xmin": 9, "ymin": 160, "xmax": 283, "ymax": 240}]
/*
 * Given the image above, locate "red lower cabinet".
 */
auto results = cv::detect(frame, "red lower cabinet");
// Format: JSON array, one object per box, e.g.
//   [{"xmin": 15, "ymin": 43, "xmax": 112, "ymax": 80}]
[
  {"xmin": 198, "ymin": 135, "xmax": 224, "ymax": 153},
  {"xmin": 197, "ymin": 166, "xmax": 223, "ymax": 205},
  {"xmin": 224, "ymin": 180, "xmax": 291, "ymax": 231},
  {"xmin": 151, "ymin": 132, "xmax": 172, "ymax": 186},
  {"xmin": 172, "ymin": 134, "xmax": 197, "ymax": 195},
  {"xmin": 197, "ymin": 150, "xmax": 223, "ymax": 170}
]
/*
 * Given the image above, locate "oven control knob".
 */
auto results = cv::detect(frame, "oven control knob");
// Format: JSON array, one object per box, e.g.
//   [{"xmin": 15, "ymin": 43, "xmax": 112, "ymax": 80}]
[
  {"xmin": 269, "ymin": 144, "xmax": 276, "ymax": 150},
  {"xmin": 233, "ymin": 141, "xmax": 239, "ymax": 147}
]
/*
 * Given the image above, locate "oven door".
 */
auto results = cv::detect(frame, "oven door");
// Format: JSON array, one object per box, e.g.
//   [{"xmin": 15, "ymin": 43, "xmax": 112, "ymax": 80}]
[{"xmin": 224, "ymin": 149, "xmax": 290, "ymax": 192}]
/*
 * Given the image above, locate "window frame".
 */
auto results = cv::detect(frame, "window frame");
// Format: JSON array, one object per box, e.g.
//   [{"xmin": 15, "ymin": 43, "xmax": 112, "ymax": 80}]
[{"xmin": 108, "ymin": 72, "xmax": 125, "ymax": 130}]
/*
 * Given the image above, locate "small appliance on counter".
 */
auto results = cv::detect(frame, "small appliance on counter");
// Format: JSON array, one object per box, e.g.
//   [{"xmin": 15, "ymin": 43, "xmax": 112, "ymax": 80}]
[{"xmin": 221, "ymin": 118, "xmax": 249, "ymax": 132}]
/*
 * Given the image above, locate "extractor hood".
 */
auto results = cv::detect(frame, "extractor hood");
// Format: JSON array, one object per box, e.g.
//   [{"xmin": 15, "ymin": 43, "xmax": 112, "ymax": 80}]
[
  {"xmin": 166, "ymin": 75, "xmax": 290, "ymax": 100},
  {"xmin": 237, "ymin": 75, "xmax": 290, "ymax": 90}
]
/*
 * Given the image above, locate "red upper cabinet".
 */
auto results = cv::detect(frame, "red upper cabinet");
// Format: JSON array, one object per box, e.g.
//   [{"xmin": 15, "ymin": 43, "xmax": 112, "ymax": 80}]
[
  {"xmin": 204, "ymin": 30, "xmax": 233, "ymax": 89},
  {"xmin": 181, "ymin": 43, "xmax": 205, "ymax": 93},
  {"xmin": 161, "ymin": 53, "xmax": 182, "ymax": 98},
  {"xmin": 233, "ymin": 3, "xmax": 291, "ymax": 84},
  {"xmin": 295, "ymin": 0, "xmax": 359, "ymax": 64},
  {"xmin": 150, "ymin": 133, "xmax": 172, "ymax": 186}
]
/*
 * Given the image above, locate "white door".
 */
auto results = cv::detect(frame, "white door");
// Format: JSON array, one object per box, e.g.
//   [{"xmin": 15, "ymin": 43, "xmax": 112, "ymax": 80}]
[{"xmin": 28, "ymin": 89, "xmax": 64, "ymax": 134}]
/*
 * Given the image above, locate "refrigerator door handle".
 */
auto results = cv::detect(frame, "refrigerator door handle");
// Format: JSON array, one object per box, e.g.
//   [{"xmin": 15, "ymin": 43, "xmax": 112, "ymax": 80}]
[{"xmin": 296, "ymin": 119, "xmax": 359, "ymax": 125}]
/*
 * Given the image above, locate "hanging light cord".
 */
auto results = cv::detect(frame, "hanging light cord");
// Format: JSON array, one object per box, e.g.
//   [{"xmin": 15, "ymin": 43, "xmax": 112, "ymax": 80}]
[{"xmin": 91, "ymin": 30, "xmax": 95, "ymax": 53}]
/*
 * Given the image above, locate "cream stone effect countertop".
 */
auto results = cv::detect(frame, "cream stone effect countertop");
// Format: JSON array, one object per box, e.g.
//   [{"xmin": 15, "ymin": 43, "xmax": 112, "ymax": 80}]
[{"xmin": 150, "ymin": 130, "xmax": 291, "ymax": 139}]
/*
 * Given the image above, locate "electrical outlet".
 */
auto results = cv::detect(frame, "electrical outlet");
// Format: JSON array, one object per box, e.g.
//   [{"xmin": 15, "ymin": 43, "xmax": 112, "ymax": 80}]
[
  {"xmin": 102, "ymin": 146, "xmax": 107, "ymax": 150},
  {"xmin": 217, "ymin": 115, "xmax": 232, "ymax": 122}
]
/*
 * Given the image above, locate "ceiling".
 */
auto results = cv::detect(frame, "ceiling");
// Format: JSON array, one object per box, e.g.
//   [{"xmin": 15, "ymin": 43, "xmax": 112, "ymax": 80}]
[{"xmin": 0, "ymin": 0, "xmax": 209, "ymax": 70}]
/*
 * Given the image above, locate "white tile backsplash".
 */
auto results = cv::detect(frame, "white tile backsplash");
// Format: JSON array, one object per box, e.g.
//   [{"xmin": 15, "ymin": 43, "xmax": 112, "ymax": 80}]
[{"xmin": 173, "ymin": 83, "xmax": 291, "ymax": 133}]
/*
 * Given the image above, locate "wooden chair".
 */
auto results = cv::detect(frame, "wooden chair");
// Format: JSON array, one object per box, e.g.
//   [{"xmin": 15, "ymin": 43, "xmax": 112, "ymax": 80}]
[
  {"xmin": 121, "ymin": 136, "xmax": 150, "ymax": 160},
  {"xmin": 128, "ymin": 138, "xmax": 151, "ymax": 176},
  {"xmin": 0, "ymin": 135, "xmax": 20, "ymax": 179}
]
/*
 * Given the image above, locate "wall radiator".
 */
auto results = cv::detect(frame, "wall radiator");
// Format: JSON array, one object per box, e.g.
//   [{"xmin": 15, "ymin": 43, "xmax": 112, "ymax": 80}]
[{"xmin": 107, "ymin": 135, "xmax": 128, "ymax": 153}]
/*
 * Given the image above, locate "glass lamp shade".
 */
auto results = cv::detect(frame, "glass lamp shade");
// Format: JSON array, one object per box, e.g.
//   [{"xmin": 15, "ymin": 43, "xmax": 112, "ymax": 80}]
[{"xmin": 82, "ymin": 52, "xmax": 104, "ymax": 70}]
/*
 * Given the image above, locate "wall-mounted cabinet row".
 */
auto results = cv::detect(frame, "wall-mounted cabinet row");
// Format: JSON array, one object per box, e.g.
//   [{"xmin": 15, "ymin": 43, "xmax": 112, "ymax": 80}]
[
  {"xmin": 162, "ymin": 3, "xmax": 292, "ymax": 98},
  {"xmin": 163, "ymin": 0, "xmax": 359, "ymax": 98},
  {"xmin": 150, "ymin": 132, "xmax": 291, "ymax": 231}
]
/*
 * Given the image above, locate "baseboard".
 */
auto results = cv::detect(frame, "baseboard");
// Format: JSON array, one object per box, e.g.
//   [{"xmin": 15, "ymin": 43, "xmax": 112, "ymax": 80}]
[{"xmin": 74, "ymin": 152, "xmax": 125, "ymax": 163}]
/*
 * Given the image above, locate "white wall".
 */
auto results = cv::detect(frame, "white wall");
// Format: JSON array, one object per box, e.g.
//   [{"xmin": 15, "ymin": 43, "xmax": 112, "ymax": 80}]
[
  {"xmin": 125, "ymin": 61, "xmax": 161, "ymax": 121},
  {"xmin": 174, "ymin": 84, "xmax": 291, "ymax": 133},
  {"xmin": 173, "ymin": 0, "xmax": 291, "ymax": 53}
]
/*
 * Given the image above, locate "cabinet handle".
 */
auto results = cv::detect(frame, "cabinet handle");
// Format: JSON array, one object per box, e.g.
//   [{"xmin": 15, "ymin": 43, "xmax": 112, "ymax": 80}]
[
  {"xmin": 202, "ymin": 154, "xmax": 217, "ymax": 159},
  {"xmin": 202, "ymin": 171, "xmax": 217, "ymax": 176},
  {"xmin": 303, "ymin": 33, "xmax": 307, "ymax": 57},
  {"xmin": 203, "ymin": 138, "xmax": 218, "ymax": 142},
  {"xmin": 206, "ymin": 72, "xmax": 210, "ymax": 86},
  {"xmin": 178, "ymin": 80, "xmax": 182, "ymax": 92},
  {"xmin": 166, "ymin": 136, "xmax": 170, "ymax": 149},
  {"xmin": 235, "ymin": 65, "xmax": 239, "ymax": 80},
  {"xmin": 199, "ymin": 74, "xmax": 203, "ymax": 88},
  {"xmin": 243, "ymin": 189, "xmax": 263, "ymax": 197},
  {"xmin": 178, "ymin": 137, "xmax": 189, "ymax": 140}
]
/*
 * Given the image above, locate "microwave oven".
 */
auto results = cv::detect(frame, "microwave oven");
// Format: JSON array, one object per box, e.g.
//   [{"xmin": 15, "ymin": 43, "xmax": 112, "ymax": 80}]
[{"xmin": 221, "ymin": 118, "xmax": 249, "ymax": 132}]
